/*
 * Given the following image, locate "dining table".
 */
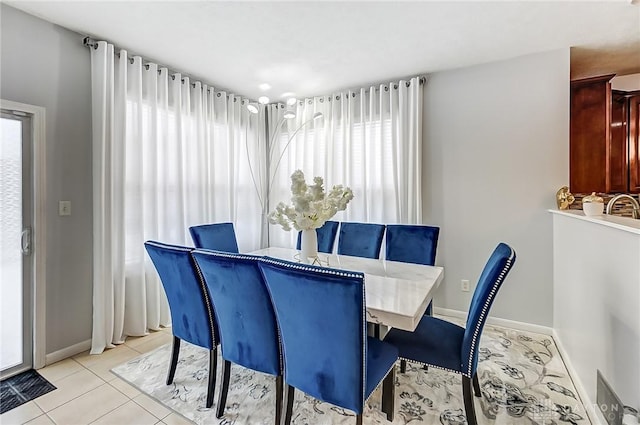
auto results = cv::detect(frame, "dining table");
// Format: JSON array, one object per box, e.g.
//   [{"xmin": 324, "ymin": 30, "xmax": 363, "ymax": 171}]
[{"xmin": 249, "ymin": 247, "xmax": 444, "ymax": 332}]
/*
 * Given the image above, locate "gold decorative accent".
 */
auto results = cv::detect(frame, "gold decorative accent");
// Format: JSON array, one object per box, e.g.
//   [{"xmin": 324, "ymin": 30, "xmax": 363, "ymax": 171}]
[
  {"xmin": 556, "ymin": 186, "xmax": 575, "ymax": 210},
  {"xmin": 293, "ymin": 253, "xmax": 330, "ymax": 267}
]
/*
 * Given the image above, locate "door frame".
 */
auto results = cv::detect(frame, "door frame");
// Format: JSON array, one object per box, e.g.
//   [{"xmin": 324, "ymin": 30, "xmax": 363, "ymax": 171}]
[{"xmin": 1, "ymin": 99, "xmax": 46, "ymax": 370}]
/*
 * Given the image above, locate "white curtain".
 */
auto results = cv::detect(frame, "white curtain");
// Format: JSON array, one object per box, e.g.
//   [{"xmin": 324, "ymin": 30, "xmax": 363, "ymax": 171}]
[
  {"xmin": 90, "ymin": 41, "xmax": 264, "ymax": 354},
  {"xmin": 268, "ymin": 77, "xmax": 424, "ymax": 249}
]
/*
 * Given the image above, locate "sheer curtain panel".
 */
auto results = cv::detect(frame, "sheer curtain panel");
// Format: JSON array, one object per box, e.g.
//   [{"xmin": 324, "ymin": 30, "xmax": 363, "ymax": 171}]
[
  {"xmin": 90, "ymin": 41, "xmax": 263, "ymax": 354},
  {"xmin": 268, "ymin": 77, "xmax": 424, "ymax": 249}
]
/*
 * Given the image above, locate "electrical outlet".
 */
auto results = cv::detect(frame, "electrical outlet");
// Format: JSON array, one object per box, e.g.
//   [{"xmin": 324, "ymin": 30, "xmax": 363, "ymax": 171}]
[
  {"xmin": 461, "ymin": 279, "xmax": 470, "ymax": 292},
  {"xmin": 59, "ymin": 201, "xmax": 71, "ymax": 216}
]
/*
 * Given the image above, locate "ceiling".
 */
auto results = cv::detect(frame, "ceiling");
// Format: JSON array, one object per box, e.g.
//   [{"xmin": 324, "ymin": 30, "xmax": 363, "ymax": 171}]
[{"xmin": 6, "ymin": 1, "xmax": 640, "ymax": 101}]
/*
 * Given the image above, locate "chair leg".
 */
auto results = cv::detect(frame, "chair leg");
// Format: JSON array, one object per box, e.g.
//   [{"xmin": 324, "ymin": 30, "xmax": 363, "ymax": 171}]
[
  {"xmin": 166, "ymin": 336, "xmax": 180, "ymax": 385},
  {"xmin": 462, "ymin": 376, "xmax": 478, "ymax": 425},
  {"xmin": 355, "ymin": 414, "xmax": 363, "ymax": 425},
  {"xmin": 275, "ymin": 375, "xmax": 283, "ymax": 425},
  {"xmin": 206, "ymin": 348, "xmax": 217, "ymax": 409},
  {"xmin": 472, "ymin": 373, "xmax": 481, "ymax": 397},
  {"xmin": 382, "ymin": 365, "xmax": 395, "ymax": 422},
  {"xmin": 400, "ymin": 360, "xmax": 406, "ymax": 373},
  {"xmin": 281, "ymin": 384, "xmax": 295, "ymax": 425},
  {"xmin": 216, "ymin": 359, "xmax": 231, "ymax": 417}
]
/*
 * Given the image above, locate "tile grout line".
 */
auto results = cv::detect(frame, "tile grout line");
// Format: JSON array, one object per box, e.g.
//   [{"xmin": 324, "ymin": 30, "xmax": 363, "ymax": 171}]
[
  {"xmin": 33, "ymin": 362, "xmax": 116, "ymax": 422},
  {"xmin": 33, "ymin": 368, "xmax": 102, "ymax": 413}
]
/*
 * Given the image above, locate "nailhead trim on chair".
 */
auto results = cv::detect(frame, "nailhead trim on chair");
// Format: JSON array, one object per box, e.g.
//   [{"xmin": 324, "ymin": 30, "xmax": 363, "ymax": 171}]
[
  {"xmin": 260, "ymin": 256, "xmax": 365, "ymax": 279},
  {"xmin": 463, "ymin": 247, "xmax": 515, "ymax": 378},
  {"xmin": 258, "ymin": 256, "xmax": 368, "ymax": 410},
  {"xmin": 360, "ymin": 274, "xmax": 366, "ymax": 409},
  {"xmin": 398, "ymin": 357, "xmax": 462, "ymax": 375},
  {"xmin": 365, "ymin": 362, "xmax": 396, "ymax": 402},
  {"xmin": 191, "ymin": 255, "xmax": 217, "ymax": 345},
  {"xmin": 193, "ymin": 250, "xmax": 262, "ymax": 262},
  {"xmin": 145, "ymin": 241, "xmax": 218, "ymax": 345}
]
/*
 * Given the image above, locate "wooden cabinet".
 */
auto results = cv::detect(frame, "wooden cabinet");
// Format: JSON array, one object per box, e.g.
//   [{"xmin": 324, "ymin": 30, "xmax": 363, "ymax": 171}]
[
  {"xmin": 609, "ymin": 91, "xmax": 628, "ymax": 193},
  {"xmin": 630, "ymin": 95, "xmax": 640, "ymax": 192},
  {"xmin": 570, "ymin": 75, "xmax": 613, "ymax": 193},
  {"xmin": 570, "ymin": 74, "xmax": 640, "ymax": 194}
]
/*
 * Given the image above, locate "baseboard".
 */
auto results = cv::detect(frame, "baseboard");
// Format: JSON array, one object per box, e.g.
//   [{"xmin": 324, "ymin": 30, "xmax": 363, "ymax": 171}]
[
  {"xmin": 552, "ymin": 329, "xmax": 604, "ymax": 425},
  {"xmin": 44, "ymin": 339, "xmax": 91, "ymax": 366},
  {"xmin": 433, "ymin": 307, "xmax": 553, "ymax": 335}
]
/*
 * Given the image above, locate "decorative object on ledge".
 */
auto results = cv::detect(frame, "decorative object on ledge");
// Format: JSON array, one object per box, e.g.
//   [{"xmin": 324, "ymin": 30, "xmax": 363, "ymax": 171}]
[
  {"xmin": 269, "ymin": 170, "xmax": 353, "ymax": 263},
  {"xmin": 582, "ymin": 192, "xmax": 604, "ymax": 216},
  {"xmin": 556, "ymin": 186, "xmax": 575, "ymax": 210}
]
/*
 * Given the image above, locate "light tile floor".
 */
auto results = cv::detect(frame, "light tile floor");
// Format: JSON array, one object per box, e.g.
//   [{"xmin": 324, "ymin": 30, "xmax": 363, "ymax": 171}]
[{"xmin": 0, "ymin": 327, "xmax": 192, "ymax": 425}]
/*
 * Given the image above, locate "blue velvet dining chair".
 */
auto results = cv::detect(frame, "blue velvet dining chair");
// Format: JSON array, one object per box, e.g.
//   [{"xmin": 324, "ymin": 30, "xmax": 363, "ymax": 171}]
[
  {"xmin": 385, "ymin": 224, "xmax": 440, "ymax": 267},
  {"xmin": 189, "ymin": 222, "xmax": 239, "ymax": 253},
  {"xmin": 381, "ymin": 224, "xmax": 441, "ymax": 345},
  {"xmin": 143, "ymin": 241, "xmax": 218, "ymax": 408},
  {"xmin": 191, "ymin": 250, "xmax": 282, "ymax": 423},
  {"xmin": 258, "ymin": 257, "xmax": 398, "ymax": 425},
  {"xmin": 295, "ymin": 220, "xmax": 339, "ymax": 253},
  {"xmin": 337, "ymin": 222, "xmax": 386, "ymax": 259},
  {"xmin": 383, "ymin": 242, "xmax": 516, "ymax": 425}
]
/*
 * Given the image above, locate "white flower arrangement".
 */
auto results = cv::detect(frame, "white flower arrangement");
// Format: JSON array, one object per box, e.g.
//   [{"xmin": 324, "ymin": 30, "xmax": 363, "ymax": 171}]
[{"xmin": 268, "ymin": 170, "xmax": 354, "ymax": 231}]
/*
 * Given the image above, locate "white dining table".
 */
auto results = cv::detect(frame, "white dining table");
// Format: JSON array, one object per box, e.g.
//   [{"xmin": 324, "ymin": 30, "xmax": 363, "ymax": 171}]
[{"xmin": 249, "ymin": 247, "xmax": 444, "ymax": 332}]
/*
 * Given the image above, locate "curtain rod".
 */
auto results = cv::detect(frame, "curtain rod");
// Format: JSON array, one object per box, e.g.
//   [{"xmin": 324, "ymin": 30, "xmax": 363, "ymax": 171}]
[
  {"xmin": 82, "ymin": 37, "xmax": 248, "ymax": 99},
  {"xmin": 83, "ymin": 37, "xmax": 426, "ymax": 105},
  {"xmin": 270, "ymin": 76, "xmax": 427, "ymax": 108}
]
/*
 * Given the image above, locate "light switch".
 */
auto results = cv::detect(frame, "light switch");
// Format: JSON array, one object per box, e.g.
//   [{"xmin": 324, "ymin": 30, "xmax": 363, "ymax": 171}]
[{"xmin": 59, "ymin": 201, "xmax": 71, "ymax": 216}]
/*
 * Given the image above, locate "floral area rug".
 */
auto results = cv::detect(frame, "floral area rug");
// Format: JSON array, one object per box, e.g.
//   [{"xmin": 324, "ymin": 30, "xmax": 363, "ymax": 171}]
[{"xmin": 112, "ymin": 324, "xmax": 591, "ymax": 425}]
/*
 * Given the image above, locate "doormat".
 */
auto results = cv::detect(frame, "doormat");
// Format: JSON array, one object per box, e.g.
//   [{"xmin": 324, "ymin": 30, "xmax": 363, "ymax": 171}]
[{"xmin": 0, "ymin": 369, "xmax": 56, "ymax": 414}]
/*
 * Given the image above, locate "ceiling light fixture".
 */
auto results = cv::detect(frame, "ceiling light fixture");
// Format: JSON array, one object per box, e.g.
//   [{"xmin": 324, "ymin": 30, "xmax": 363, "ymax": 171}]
[
  {"xmin": 286, "ymin": 97, "xmax": 297, "ymax": 106},
  {"xmin": 258, "ymin": 96, "xmax": 270, "ymax": 105}
]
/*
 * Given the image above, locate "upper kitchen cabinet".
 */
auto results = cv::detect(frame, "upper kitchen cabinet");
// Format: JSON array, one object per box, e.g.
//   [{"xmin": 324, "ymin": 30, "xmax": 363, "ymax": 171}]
[
  {"xmin": 570, "ymin": 74, "xmax": 640, "ymax": 194},
  {"xmin": 629, "ymin": 94, "xmax": 640, "ymax": 192},
  {"xmin": 609, "ymin": 90, "xmax": 629, "ymax": 193},
  {"xmin": 570, "ymin": 74, "xmax": 614, "ymax": 193}
]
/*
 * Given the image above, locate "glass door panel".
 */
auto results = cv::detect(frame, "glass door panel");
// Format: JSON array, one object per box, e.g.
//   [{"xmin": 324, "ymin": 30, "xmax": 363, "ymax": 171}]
[{"xmin": 0, "ymin": 111, "xmax": 33, "ymax": 378}]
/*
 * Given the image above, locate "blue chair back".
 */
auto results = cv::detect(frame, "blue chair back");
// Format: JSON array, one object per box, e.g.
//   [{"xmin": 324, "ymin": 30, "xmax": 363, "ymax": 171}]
[
  {"xmin": 258, "ymin": 257, "xmax": 367, "ymax": 414},
  {"xmin": 191, "ymin": 250, "xmax": 280, "ymax": 376},
  {"xmin": 462, "ymin": 243, "xmax": 516, "ymax": 376},
  {"xmin": 144, "ymin": 241, "xmax": 217, "ymax": 350},
  {"xmin": 385, "ymin": 224, "xmax": 440, "ymax": 265},
  {"xmin": 337, "ymin": 222, "xmax": 386, "ymax": 259},
  {"xmin": 296, "ymin": 220, "xmax": 339, "ymax": 253},
  {"xmin": 189, "ymin": 223, "xmax": 239, "ymax": 253}
]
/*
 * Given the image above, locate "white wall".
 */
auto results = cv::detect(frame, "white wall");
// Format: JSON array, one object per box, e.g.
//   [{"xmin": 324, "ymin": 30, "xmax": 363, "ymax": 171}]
[
  {"xmin": 553, "ymin": 212, "xmax": 640, "ymax": 417},
  {"xmin": 423, "ymin": 49, "xmax": 570, "ymax": 327},
  {"xmin": 1, "ymin": 4, "xmax": 93, "ymax": 354}
]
